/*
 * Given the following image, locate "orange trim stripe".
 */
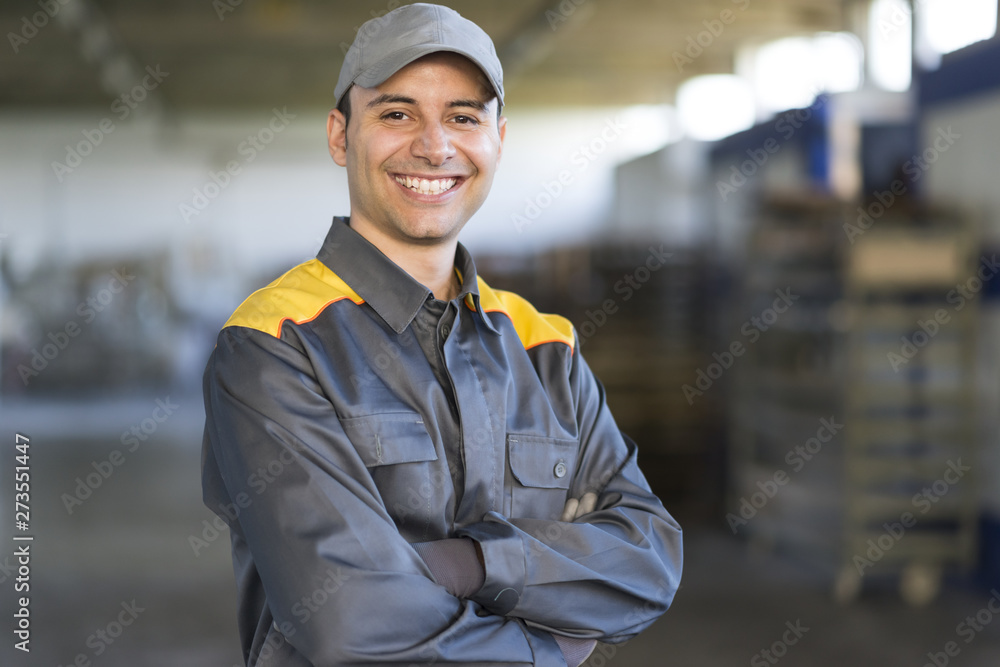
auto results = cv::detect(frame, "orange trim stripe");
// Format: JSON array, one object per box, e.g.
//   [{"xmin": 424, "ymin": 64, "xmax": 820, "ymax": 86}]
[
  {"xmin": 222, "ymin": 260, "xmax": 574, "ymax": 351},
  {"xmin": 523, "ymin": 337, "xmax": 574, "ymax": 351},
  {"xmin": 224, "ymin": 259, "xmax": 364, "ymax": 338},
  {"xmin": 474, "ymin": 277, "xmax": 576, "ymax": 353},
  {"xmin": 269, "ymin": 296, "xmax": 354, "ymax": 338}
]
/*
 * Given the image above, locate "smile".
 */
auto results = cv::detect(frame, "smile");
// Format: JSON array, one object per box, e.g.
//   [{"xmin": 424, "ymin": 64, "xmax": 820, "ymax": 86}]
[{"xmin": 393, "ymin": 174, "xmax": 459, "ymax": 195}]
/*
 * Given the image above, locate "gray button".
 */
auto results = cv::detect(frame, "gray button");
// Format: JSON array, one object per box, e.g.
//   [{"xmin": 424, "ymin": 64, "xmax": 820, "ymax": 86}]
[
  {"xmin": 554, "ymin": 460, "xmax": 567, "ymax": 478},
  {"xmin": 441, "ymin": 325, "xmax": 450, "ymax": 337}
]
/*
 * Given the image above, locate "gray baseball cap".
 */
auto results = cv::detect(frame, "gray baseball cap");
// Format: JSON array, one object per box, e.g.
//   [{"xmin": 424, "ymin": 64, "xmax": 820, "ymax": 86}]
[{"xmin": 335, "ymin": 3, "xmax": 504, "ymax": 110}]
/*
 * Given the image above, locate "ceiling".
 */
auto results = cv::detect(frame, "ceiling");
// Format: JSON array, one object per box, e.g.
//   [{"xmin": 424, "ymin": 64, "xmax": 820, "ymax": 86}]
[{"xmin": 0, "ymin": 0, "xmax": 854, "ymax": 112}]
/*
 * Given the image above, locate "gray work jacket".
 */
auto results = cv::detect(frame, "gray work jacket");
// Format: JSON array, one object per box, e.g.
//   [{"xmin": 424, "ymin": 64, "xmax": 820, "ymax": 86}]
[{"xmin": 201, "ymin": 217, "xmax": 683, "ymax": 666}]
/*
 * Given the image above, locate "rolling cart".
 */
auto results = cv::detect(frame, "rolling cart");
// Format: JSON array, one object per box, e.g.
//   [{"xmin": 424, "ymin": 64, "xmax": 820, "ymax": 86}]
[
  {"xmin": 730, "ymin": 194, "xmax": 979, "ymax": 605},
  {"xmin": 835, "ymin": 216, "xmax": 979, "ymax": 604}
]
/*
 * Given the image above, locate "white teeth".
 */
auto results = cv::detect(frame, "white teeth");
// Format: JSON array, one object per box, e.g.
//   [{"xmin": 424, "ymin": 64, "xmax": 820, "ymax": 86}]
[{"xmin": 395, "ymin": 176, "xmax": 458, "ymax": 195}]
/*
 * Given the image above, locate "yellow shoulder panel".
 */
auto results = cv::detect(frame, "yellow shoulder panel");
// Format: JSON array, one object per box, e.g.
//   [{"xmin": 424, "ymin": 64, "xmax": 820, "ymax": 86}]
[
  {"xmin": 224, "ymin": 259, "xmax": 364, "ymax": 338},
  {"xmin": 475, "ymin": 276, "xmax": 576, "ymax": 352}
]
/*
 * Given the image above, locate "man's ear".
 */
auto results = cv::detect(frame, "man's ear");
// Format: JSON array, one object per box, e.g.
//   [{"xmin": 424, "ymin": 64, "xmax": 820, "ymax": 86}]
[
  {"xmin": 327, "ymin": 108, "xmax": 348, "ymax": 166},
  {"xmin": 496, "ymin": 114, "xmax": 507, "ymax": 164}
]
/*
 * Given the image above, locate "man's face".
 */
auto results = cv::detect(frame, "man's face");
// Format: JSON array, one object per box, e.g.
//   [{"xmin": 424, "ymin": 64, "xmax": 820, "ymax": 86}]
[{"xmin": 327, "ymin": 52, "xmax": 506, "ymax": 247}]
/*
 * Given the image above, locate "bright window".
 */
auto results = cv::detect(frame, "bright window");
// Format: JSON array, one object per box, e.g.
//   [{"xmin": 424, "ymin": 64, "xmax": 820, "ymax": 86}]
[
  {"xmin": 919, "ymin": 0, "xmax": 997, "ymax": 55},
  {"xmin": 751, "ymin": 33, "xmax": 863, "ymax": 115},
  {"xmin": 677, "ymin": 75, "xmax": 756, "ymax": 141},
  {"xmin": 869, "ymin": 0, "xmax": 913, "ymax": 91}
]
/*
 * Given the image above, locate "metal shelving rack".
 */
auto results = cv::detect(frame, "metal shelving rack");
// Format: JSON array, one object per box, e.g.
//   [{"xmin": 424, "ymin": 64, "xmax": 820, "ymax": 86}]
[
  {"xmin": 835, "ymin": 217, "xmax": 979, "ymax": 604},
  {"xmin": 730, "ymin": 194, "xmax": 979, "ymax": 604},
  {"xmin": 728, "ymin": 193, "xmax": 847, "ymax": 562}
]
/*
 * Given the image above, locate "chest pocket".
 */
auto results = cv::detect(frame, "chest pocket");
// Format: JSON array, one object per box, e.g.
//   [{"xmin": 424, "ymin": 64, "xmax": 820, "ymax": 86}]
[
  {"xmin": 340, "ymin": 413, "xmax": 445, "ymax": 536},
  {"xmin": 508, "ymin": 434, "xmax": 579, "ymax": 521},
  {"xmin": 340, "ymin": 413, "xmax": 438, "ymax": 468}
]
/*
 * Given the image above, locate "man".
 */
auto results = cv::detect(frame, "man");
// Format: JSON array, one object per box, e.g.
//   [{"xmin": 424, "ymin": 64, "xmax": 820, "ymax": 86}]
[{"xmin": 201, "ymin": 4, "xmax": 682, "ymax": 666}]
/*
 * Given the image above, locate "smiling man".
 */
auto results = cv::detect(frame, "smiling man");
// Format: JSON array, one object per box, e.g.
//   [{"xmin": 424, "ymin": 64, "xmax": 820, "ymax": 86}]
[
  {"xmin": 329, "ymin": 47, "xmax": 503, "ymax": 301},
  {"xmin": 201, "ymin": 4, "xmax": 682, "ymax": 666}
]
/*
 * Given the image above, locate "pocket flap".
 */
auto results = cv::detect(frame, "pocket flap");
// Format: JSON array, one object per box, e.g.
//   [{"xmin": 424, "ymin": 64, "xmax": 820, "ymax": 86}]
[
  {"xmin": 508, "ymin": 434, "xmax": 578, "ymax": 489},
  {"xmin": 340, "ymin": 413, "xmax": 438, "ymax": 468}
]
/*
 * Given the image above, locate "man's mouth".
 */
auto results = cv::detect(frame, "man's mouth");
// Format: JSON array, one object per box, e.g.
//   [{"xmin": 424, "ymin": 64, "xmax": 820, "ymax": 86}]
[{"xmin": 393, "ymin": 174, "xmax": 460, "ymax": 196}]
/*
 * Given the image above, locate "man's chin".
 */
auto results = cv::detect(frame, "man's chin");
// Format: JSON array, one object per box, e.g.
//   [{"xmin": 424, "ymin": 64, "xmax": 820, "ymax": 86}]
[
  {"xmin": 393, "ymin": 214, "xmax": 468, "ymax": 245},
  {"xmin": 402, "ymin": 227, "xmax": 463, "ymax": 246}
]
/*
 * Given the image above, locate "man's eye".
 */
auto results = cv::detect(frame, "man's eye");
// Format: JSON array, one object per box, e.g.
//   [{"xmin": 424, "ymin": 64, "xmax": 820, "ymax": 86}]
[
  {"xmin": 453, "ymin": 115, "xmax": 480, "ymax": 125},
  {"xmin": 383, "ymin": 111, "xmax": 409, "ymax": 121}
]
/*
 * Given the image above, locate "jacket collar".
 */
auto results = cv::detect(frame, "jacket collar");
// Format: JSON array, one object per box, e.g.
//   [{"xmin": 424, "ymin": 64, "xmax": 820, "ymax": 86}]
[{"xmin": 317, "ymin": 217, "xmax": 498, "ymax": 335}]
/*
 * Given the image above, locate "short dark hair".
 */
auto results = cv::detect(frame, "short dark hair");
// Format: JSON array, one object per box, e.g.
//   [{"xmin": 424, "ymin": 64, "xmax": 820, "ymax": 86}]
[{"xmin": 337, "ymin": 90, "xmax": 353, "ymax": 127}]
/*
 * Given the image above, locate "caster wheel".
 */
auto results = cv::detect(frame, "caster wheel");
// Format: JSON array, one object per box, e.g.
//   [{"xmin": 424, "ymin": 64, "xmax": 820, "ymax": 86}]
[
  {"xmin": 901, "ymin": 563, "xmax": 941, "ymax": 606},
  {"xmin": 833, "ymin": 565, "xmax": 862, "ymax": 604}
]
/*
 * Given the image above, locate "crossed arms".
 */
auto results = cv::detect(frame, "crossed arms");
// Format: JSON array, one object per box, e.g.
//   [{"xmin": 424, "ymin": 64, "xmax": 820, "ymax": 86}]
[{"xmin": 202, "ymin": 327, "xmax": 683, "ymax": 666}]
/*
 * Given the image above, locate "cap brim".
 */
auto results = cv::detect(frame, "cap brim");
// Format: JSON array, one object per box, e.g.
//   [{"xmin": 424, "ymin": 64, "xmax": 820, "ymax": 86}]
[{"xmin": 346, "ymin": 44, "xmax": 503, "ymax": 107}]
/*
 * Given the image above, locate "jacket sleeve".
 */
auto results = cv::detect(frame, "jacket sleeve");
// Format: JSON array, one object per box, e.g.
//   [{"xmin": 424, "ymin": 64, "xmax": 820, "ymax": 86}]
[
  {"xmin": 459, "ymin": 342, "xmax": 683, "ymax": 643},
  {"xmin": 201, "ymin": 326, "xmax": 566, "ymax": 666}
]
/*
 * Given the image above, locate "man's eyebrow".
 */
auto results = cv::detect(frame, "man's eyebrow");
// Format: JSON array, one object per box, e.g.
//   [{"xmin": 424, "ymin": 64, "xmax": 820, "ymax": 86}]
[
  {"xmin": 448, "ymin": 99, "xmax": 489, "ymax": 112},
  {"xmin": 364, "ymin": 94, "xmax": 490, "ymax": 113},
  {"xmin": 365, "ymin": 93, "xmax": 417, "ymax": 109}
]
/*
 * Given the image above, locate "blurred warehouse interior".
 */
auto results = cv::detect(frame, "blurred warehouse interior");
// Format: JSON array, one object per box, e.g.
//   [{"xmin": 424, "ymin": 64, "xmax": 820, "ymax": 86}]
[{"xmin": 3, "ymin": 0, "xmax": 1000, "ymax": 664}]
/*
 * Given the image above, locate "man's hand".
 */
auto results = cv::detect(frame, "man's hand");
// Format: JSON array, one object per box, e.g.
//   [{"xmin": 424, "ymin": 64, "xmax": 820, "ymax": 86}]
[
  {"xmin": 561, "ymin": 492, "xmax": 598, "ymax": 522},
  {"xmin": 555, "ymin": 493, "xmax": 601, "ymax": 663},
  {"xmin": 413, "ymin": 491, "xmax": 596, "ymax": 600}
]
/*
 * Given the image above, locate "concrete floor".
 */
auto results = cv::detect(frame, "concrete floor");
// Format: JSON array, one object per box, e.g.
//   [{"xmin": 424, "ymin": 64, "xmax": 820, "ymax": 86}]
[{"xmin": 2, "ymin": 395, "xmax": 999, "ymax": 666}]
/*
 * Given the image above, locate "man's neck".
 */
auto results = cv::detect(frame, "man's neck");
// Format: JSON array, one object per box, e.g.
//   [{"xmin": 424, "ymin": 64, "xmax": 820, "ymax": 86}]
[{"xmin": 348, "ymin": 217, "xmax": 461, "ymax": 301}]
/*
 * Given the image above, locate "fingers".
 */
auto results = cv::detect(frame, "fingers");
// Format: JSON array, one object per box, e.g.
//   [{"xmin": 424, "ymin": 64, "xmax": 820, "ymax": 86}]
[
  {"xmin": 562, "ymin": 492, "xmax": 599, "ymax": 522},
  {"xmin": 561, "ymin": 497, "xmax": 579, "ymax": 522},
  {"xmin": 575, "ymin": 492, "xmax": 597, "ymax": 519}
]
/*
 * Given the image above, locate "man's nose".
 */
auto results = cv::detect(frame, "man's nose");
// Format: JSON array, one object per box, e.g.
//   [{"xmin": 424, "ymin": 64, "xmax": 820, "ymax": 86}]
[{"xmin": 411, "ymin": 121, "xmax": 456, "ymax": 165}]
